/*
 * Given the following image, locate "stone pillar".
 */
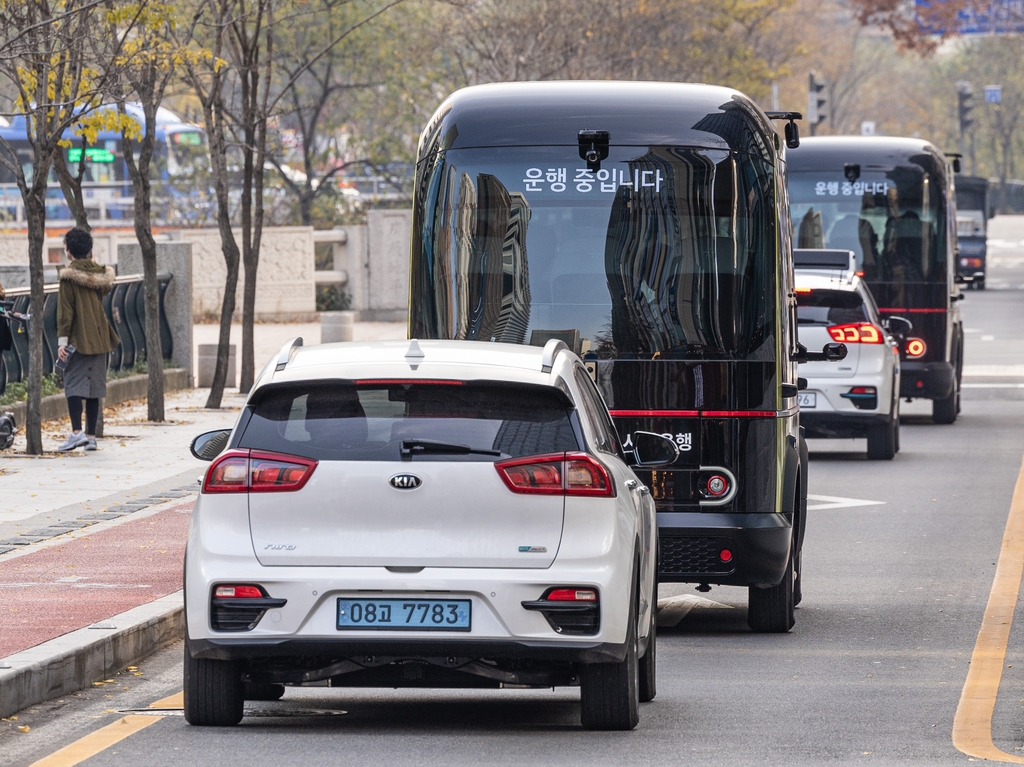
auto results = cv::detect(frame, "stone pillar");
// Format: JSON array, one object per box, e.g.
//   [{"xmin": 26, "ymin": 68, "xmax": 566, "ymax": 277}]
[
  {"xmin": 117, "ymin": 242, "xmax": 194, "ymax": 385},
  {"xmin": 321, "ymin": 311, "xmax": 355, "ymax": 343},
  {"xmin": 366, "ymin": 209, "xmax": 412, "ymax": 322}
]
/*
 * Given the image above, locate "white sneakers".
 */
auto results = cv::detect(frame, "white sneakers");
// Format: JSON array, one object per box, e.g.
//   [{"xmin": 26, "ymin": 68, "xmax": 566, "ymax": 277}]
[{"xmin": 57, "ymin": 431, "xmax": 90, "ymax": 452}]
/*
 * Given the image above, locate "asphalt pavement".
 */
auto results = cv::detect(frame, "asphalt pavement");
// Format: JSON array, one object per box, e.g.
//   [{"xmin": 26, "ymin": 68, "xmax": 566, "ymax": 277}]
[{"xmin": 3, "ymin": 232, "xmax": 1024, "ymax": 765}]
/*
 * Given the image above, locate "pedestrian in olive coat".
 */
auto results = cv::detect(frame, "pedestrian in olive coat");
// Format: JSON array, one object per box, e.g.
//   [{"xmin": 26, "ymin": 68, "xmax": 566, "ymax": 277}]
[{"xmin": 56, "ymin": 227, "xmax": 120, "ymax": 452}]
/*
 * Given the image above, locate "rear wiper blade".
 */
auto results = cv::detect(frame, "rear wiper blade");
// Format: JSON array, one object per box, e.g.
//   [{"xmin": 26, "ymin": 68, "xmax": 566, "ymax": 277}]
[{"xmin": 400, "ymin": 439, "xmax": 502, "ymax": 461}]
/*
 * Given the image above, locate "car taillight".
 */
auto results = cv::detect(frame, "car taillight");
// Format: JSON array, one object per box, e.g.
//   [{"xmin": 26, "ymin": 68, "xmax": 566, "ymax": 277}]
[
  {"xmin": 546, "ymin": 588, "xmax": 598, "ymax": 601},
  {"xmin": 202, "ymin": 450, "xmax": 317, "ymax": 494},
  {"xmin": 495, "ymin": 452, "xmax": 614, "ymax": 497},
  {"xmin": 828, "ymin": 323, "xmax": 883, "ymax": 344},
  {"xmin": 250, "ymin": 452, "xmax": 317, "ymax": 492},
  {"xmin": 905, "ymin": 337, "xmax": 926, "ymax": 358},
  {"xmin": 214, "ymin": 585, "xmax": 264, "ymax": 598},
  {"xmin": 203, "ymin": 451, "xmax": 249, "ymax": 493}
]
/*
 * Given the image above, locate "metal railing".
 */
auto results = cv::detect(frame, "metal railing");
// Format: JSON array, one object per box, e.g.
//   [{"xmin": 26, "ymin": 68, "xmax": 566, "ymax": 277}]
[{"xmin": 0, "ymin": 273, "xmax": 173, "ymax": 396}]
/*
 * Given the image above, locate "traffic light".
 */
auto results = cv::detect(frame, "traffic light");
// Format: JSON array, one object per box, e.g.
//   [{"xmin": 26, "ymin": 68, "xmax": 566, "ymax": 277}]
[
  {"xmin": 957, "ymin": 82, "xmax": 975, "ymax": 135},
  {"xmin": 808, "ymin": 72, "xmax": 827, "ymax": 135}
]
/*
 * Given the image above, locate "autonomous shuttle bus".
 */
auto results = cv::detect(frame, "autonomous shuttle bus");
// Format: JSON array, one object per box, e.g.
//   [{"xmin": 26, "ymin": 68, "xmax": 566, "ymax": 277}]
[
  {"xmin": 787, "ymin": 137, "xmax": 963, "ymax": 423},
  {"xmin": 408, "ymin": 82, "xmax": 845, "ymax": 632}
]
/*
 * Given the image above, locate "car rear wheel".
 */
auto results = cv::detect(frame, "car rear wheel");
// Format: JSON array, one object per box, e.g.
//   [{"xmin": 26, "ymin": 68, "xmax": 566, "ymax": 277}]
[
  {"xmin": 244, "ymin": 682, "xmax": 285, "ymax": 701},
  {"xmin": 183, "ymin": 644, "xmax": 244, "ymax": 726},
  {"xmin": 748, "ymin": 549, "xmax": 795, "ymax": 633},
  {"xmin": 639, "ymin": 603, "xmax": 656, "ymax": 703},
  {"xmin": 580, "ymin": 583, "xmax": 640, "ymax": 730},
  {"xmin": 866, "ymin": 417, "xmax": 897, "ymax": 460}
]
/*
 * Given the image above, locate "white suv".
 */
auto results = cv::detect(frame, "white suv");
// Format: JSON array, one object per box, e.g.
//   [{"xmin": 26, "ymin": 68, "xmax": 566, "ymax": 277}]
[
  {"xmin": 184, "ymin": 338, "xmax": 673, "ymax": 730},
  {"xmin": 795, "ymin": 250, "xmax": 909, "ymax": 460}
]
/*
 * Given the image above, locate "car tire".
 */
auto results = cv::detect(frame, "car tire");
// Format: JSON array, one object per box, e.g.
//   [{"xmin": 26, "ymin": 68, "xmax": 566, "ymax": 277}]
[
  {"xmin": 977, "ymin": 278, "xmax": 986, "ymax": 290},
  {"xmin": 183, "ymin": 643, "xmax": 244, "ymax": 726},
  {"xmin": 244, "ymin": 682, "xmax": 285, "ymax": 701},
  {"xmin": 866, "ymin": 417, "xmax": 897, "ymax": 460},
  {"xmin": 639, "ymin": 604, "xmax": 656, "ymax": 703},
  {"xmin": 580, "ymin": 583, "xmax": 640, "ymax": 730},
  {"xmin": 748, "ymin": 550, "xmax": 795, "ymax": 633}
]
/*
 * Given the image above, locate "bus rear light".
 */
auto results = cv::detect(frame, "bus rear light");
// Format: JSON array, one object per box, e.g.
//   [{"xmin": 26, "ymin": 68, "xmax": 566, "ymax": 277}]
[
  {"xmin": 905, "ymin": 338, "xmax": 927, "ymax": 358},
  {"xmin": 706, "ymin": 474, "xmax": 729, "ymax": 497},
  {"xmin": 828, "ymin": 323, "xmax": 883, "ymax": 344},
  {"xmin": 495, "ymin": 453, "xmax": 614, "ymax": 497},
  {"xmin": 719, "ymin": 549, "xmax": 733, "ymax": 563}
]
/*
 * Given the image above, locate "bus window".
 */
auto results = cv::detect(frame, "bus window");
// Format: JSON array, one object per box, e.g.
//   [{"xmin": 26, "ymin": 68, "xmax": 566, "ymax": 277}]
[
  {"xmin": 166, "ymin": 130, "xmax": 208, "ymax": 176},
  {"xmin": 788, "ymin": 160, "xmax": 947, "ymax": 285},
  {"xmin": 412, "ymin": 146, "xmax": 776, "ymax": 362}
]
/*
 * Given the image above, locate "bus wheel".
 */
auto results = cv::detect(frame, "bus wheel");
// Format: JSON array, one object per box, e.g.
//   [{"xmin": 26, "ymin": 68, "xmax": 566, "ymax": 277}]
[
  {"xmin": 977, "ymin": 278, "xmax": 986, "ymax": 290},
  {"xmin": 933, "ymin": 387, "xmax": 958, "ymax": 424},
  {"xmin": 748, "ymin": 551, "xmax": 795, "ymax": 633}
]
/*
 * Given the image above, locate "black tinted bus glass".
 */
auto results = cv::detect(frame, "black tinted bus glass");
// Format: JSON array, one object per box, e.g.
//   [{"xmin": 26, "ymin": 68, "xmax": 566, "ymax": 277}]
[
  {"xmin": 413, "ymin": 146, "xmax": 776, "ymax": 361},
  {"xmin": 788, "ymin": 168, "xmax": 946, "ymax": 284},
  {"xmin": 239, "ymin": 381, "xmax": 579, "ymax": 461},
  {"xmin": 956, "ymin": 187, "xmax": 985, "ymax": 212},
  {"xmin": 796, "ymin": 290, "xmax": 867, "ymax": 325}
]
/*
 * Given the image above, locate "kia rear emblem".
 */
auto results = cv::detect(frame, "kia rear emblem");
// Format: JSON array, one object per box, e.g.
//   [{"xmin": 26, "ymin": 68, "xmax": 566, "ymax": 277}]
[{"xmin": 389, "ymin": 473, "xmax": 422, "ymax": 490}]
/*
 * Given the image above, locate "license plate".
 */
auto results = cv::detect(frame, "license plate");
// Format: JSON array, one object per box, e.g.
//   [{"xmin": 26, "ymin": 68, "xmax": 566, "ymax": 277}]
[
  {"xmin": 337, "ymin": 598, "xmax": 471, "ymax": 631},
  {"xmin": 798, "ymin": 392, "xmax": 817, "ymax": 408}
]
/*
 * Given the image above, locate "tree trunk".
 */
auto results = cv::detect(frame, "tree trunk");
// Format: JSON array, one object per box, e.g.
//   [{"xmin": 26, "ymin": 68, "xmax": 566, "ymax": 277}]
[
  {"xmin": 133, "ymin": 155, "xmax": 165, "ymax": 422},
  {"xmin": 23, "ymin": 184, "xmax": 47, "ymax": 455},
  {"xmin": 52, "ymin": 148, "xmax": 90, "ymax": 230}
]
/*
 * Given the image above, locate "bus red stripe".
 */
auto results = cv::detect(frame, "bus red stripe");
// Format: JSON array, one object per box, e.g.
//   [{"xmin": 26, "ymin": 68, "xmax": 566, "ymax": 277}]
[
  {"xmin": 877, "ymin": 307, "xmax": 947, "ymax": 313},
  {"xmin": 609, "ymin": 410, "xmax": 776, "ymax": 418}
]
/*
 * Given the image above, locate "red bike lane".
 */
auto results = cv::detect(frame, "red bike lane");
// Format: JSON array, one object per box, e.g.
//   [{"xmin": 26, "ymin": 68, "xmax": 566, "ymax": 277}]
[{"xmin": 0, "ymin": 502, "xmax": 192, "ymax": 658}]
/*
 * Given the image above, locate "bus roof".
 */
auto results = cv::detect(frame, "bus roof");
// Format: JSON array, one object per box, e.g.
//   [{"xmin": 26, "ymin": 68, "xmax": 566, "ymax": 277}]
[
  {"xmin": 0, "ymin": 103, "xmax": 201, "ymax": 143},
  {"xmin": 417, "ymin": 81, "xmax": 779, "ymax": 163},
  {"xmin": 787, "ymin": 136, "xmax": 948, "ymax": 171}
]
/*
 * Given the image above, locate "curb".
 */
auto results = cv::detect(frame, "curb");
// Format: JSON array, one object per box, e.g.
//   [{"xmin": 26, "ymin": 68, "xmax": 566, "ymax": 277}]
[
  {"xmin": 0, "ymin": 592, "xmax": 183, "ymax": 720},
  {"xmin": 5, "ymin": 368, "xmax": 189, "ymax": 427}
]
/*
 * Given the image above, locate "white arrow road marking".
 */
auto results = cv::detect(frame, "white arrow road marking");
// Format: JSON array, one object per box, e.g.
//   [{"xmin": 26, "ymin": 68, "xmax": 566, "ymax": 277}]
[
  {"xmin": 807, "ymin": 493, "xmax": 885, "ymax": 511},
  {"xmin": 656, "ymin": 594, "xmax": 732, "ymax": 627}
]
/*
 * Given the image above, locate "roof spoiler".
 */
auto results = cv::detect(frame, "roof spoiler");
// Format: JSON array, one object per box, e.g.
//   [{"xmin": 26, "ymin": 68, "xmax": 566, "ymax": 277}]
[{"xmin": 793, "ymin": 248, "xmax": 856, "ymax": 272}]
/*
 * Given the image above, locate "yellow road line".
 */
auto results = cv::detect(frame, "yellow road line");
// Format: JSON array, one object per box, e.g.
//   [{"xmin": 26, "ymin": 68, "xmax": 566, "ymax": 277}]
[
  {"xmin": 953, "ymin": 453, "xmax": 1024, "ymax": 763},
  {"xmin": 28, "ymin": 715, "xmax": 162, "ymax": 767},
  {"xmin": 148, "ymin": 691, "xmax": 183, "ymax": 709}
]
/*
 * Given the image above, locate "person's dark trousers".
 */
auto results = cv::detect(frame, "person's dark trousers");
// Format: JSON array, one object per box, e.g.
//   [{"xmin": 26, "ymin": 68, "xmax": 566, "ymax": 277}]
[{"xmin": 67, "ymin": 396, "xmax": 100, "ymax": 435}]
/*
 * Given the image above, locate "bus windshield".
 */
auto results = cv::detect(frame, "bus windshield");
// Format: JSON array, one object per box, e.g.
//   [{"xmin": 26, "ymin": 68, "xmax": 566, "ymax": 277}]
[
  {"xmin": 412, "ymin": 146, "xmax": 777, "ymax": 361},
  {"xmin": 788, "ymin": 165, "xmax": 947, "ymax": 284}
]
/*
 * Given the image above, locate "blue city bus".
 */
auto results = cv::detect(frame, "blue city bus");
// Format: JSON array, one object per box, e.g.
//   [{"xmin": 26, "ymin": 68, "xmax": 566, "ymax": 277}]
[
  {"xmin": 408, "ymin": 82, "xmax": 844, "ymax": 632},
  {"xmin": 0, "ymin": 103, "xmax": 207, "ymax": 223}
]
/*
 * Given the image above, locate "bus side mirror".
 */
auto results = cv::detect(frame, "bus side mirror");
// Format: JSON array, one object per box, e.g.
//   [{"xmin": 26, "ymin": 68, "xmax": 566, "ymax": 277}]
[
  {"xmin": 791, "ymin": 342, "xmax": 848, "ymax": 363},
  {"xmin": 191, "ymin": 429, "xmax": 231, "ymax": 461},
  {"xmin": 628, "ymin": 431, "xmax": 680, "ymax": 468},
  {"xmin": 784, "ymin": 121, "xmax": 800, "ymax": 149}
]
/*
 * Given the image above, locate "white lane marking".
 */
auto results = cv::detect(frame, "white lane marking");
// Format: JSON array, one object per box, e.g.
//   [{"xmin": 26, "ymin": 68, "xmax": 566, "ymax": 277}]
[
  {"xmin": 981, "ymin": 335, "xmax": 996, "ymax": 342},
  {"xmin": 962, "ymin": 383, "xmax": 1024, "ymax": 389},
  {"xmin": 656, "ymin": 594, "xmax": 732, "ymax": 627},
  {"xmin": 963, "ymin": 365, "xmax": 1024, "ymax": 377},
  {"xmin": 807, "ymin": 493, "xmax": 885, "ymax": 511}
]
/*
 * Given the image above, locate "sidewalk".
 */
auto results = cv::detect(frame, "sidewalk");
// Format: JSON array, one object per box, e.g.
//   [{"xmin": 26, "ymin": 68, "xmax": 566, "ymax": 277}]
[{"xmin": 0, "ymin": 320, "xmax": 407, "ymax": 718}]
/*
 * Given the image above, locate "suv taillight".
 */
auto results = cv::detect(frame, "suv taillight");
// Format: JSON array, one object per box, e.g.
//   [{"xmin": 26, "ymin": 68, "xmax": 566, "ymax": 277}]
[
  {"xmin": 495, "ymin": 452, "xmax": 613, "ymax": 497},
  {"xmin": 203, "ymin": 450, "xmax": 317, "ymax": 494},
  {"xmin": 828, "ymin": 323, "xmax": 883, "ymax": 344}
]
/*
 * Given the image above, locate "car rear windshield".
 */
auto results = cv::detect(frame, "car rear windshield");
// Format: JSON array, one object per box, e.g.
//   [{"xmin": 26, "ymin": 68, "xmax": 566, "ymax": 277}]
[
  {"xmin": 796, "ymin": 290, "xmax": 868, "ymax": 325},
  {"xmin": 238, "ymin": 380, "xmax": 579, "ymax": 461}
]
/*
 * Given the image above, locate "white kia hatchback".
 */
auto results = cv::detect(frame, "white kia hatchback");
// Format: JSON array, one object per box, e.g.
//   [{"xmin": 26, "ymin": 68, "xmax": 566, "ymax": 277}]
[
  {"xmin": 184, "ymin": 338, "xmax": 673, "ymax": 730},
  {"xmin": 794, "ymin": 249, "xmax": 909, "ymax": 459}
]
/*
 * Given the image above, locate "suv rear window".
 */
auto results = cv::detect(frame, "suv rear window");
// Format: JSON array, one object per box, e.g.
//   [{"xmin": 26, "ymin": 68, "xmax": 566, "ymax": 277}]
[
  {"xmin": 239, "ymin": 380, "xmax": 579, "ymax": 461},
  {"xmin": 796, "ymin": 289, "xmax": 868, "ymax": 326}
]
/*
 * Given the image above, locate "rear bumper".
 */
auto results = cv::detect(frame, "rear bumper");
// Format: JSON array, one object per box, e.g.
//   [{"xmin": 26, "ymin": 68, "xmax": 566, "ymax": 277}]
[
  {"xmin": 900, "ymin": 360, "xmax": 954, "ymax": 400},
  {"xmin": 800, "ymin": 411, "xmax": 892, "ymax": 439},
  {"xmin": 655, "ymin": 512, "xmax": 792, "ymax": 587},
  {"xmin": 187, "ymin": 636, "xmax": 627, "ymax": 665}
]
